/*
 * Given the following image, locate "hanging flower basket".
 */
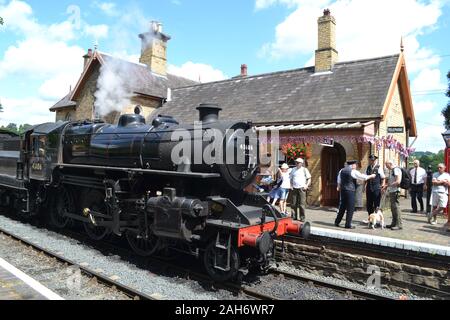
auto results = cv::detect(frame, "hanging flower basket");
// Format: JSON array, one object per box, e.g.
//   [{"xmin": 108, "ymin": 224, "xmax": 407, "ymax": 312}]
[{"xmin": 281, "ymin": 143, "xmax": 312, "ymax": 161}]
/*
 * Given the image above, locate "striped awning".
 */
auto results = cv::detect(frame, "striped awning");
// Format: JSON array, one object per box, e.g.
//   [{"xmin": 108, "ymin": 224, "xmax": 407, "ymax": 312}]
[{"xmin": 255, "ymin": 121, "xmax": 375, "ymax": 132}]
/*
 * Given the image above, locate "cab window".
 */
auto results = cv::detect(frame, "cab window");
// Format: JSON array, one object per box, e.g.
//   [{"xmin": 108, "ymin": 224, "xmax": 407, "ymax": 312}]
[{"xmin": 32, "ymin": 136, "xmax": 46, "ymax": 157}]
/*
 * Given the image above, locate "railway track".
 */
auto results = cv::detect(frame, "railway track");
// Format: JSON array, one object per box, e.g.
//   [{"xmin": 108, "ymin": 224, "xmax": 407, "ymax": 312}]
[
  {"xmin": 0, "ymin": 216, "xmax": 401, "ymax": 300},
  {"xmin": 0, "ymin": 226, "xmax": 156, "ymax": 300}
]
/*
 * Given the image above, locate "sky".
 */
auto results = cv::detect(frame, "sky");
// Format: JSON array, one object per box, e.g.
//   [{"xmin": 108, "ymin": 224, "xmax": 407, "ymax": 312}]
[{"xmin": 0, "ymin": 0, "xmax": 449, "ymax": 152}]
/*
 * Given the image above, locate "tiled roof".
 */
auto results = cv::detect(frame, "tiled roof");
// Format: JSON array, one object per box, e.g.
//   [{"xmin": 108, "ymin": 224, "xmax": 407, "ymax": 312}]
[
  {"xmin": 49, "ymin": 93, "xmax": 76, "ymax": 111},
  {"xmin": 158, "ymin": 54, "xmax": 400, "ymax": 125}
]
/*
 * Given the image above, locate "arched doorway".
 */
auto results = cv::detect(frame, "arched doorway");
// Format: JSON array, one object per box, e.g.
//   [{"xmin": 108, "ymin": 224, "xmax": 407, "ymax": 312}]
[{"xmin": 321, "ymin": 143, "xmax": 346, "ymax": 207}]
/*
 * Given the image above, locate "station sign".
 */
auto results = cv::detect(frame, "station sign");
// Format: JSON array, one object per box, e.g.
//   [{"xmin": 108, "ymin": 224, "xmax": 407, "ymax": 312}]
[
  {"xmin": 387, "ymin": 127, "xmax": 404, "ymax": 134},
  {"xmin": 320, "ymin": 138, "xmax": 335, "ymax": 147}
]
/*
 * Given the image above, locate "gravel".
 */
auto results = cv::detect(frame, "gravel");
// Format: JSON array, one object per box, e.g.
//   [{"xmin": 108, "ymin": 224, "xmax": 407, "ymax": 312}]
[
  {"xmin": 246, "ymin": 273, "xmax": 359, "ymax": 300},
  {"xmin": 275, "ymin": 261, "xmax": 430, "ymax": 300},
  {"xmin": 0, "ymin": 233, "xmax": 130, "ymax": 300},
  {"xmin": 0, "ymin": 215, "xmax": 236, "ymax": 300}
]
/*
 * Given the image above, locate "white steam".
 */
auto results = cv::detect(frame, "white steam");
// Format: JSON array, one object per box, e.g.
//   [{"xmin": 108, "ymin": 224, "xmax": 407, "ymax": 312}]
[{"xmin": 94, "ymin": 56, "xmax": 135, "ymax": 117}]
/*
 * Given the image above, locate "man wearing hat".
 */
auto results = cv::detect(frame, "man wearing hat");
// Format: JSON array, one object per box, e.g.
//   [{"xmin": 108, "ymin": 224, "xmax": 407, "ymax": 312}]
[
  {"xmin": 290, "ymin": 158, "xmax": 312, "ymax": 222},
  {"xmin": 365, "ymin": 155, "xmax": 386, "ymax": 216},
  {"xmin": 335, "ymin": 160, "xmax": 376, "ymax": 229}
]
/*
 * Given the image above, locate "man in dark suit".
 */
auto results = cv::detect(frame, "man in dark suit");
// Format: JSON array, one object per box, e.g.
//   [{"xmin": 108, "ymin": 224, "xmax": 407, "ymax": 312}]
[
  {"xmin": 336, "ymin": 160, "xmax": 376, "ymax": 229},
  {"xmin": 365, "ymin": 155, "xmax": 386, "ymax": 216}
]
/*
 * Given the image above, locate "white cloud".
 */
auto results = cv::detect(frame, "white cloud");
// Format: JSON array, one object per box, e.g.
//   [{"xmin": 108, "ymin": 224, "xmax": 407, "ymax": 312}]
[
  {"xmin": 411, "ymin": 68, "xmax": 446, "ymax": 93},
  {"xmin": 94, "ymin": 1, "xmax": 119, "ymax": 17},
  {"xmin": 84, "ymin": 24, "xmax": 109, "ymax": 39},
  {"xmin": 38, "ymin": 73, "xmax": 79, "ymax": 100},
  {"xmin": 258, "ymin": 0, "xmax": 443, "ymax": 73},
  {"xmin": 0, "ymin": 97, "xmax": 55, "ymax": 126},
  {"xmin": 0, "ymin": 38, "xmax": 84, "ymax": 79},
  {"xmin": 168, "ymin": 62, "xmax": 228, "ymax": 83},
  {"xmin": 0, "ymin": 0, "xmax": 110, "ymax": 125},
  {"xmin": 413, "ymin": 100, "xmax": 436, "ymax": 115}
]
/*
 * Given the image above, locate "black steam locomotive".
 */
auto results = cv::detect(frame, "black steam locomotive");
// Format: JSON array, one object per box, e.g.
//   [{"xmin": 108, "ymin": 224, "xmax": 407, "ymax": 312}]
[{"xmin": 0, "ymin": 104, "xmax": 309, "ymax": 281}]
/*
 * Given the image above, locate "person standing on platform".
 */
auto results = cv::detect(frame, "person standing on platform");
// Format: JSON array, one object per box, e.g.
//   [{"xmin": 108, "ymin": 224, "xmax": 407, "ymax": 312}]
[
  {"xmin": 365, "ymin": 155, "xmax": 386, "ymax": 216},
  {"xmin": 290, "ymin": 158, "xmax": 312, "ymax": 222},
  {"xmin": 429, "ymin": 163, "xmax": 450, "ymax": 225},
  {"xmin": 384, "ymin": 160, "xmax": 403, "ymax": 230},
  {"xmin": 409, "ymin": 160, "xmax": 426, "ymax": 213},
  {"xmin": 277, "ymin": 163, "xmax": 292, "ymax": 215},
  {"xmin": 335, "ymin": 160, "xmax": 376, "ymax": 229}
]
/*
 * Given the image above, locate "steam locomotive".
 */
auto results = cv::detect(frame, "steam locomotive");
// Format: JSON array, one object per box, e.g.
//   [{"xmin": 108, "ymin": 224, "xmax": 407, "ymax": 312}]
[{"xmin": 0, "ymin": 104, "xmax": 309, "ymax": 281}]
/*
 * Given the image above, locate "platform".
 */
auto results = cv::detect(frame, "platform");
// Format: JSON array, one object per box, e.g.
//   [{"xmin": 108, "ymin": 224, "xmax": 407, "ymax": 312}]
[
  {"xmin": 0, "ymin": 258, "xmax": 63, "ymax": 300},
  {"xmin": 296, "ymin": 196, "xmax": 450, "ymax": 256}
]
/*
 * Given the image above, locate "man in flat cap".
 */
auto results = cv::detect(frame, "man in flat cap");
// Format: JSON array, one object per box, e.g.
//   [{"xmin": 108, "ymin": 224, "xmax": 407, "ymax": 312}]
[
  {"xmin": 336, "ymin": 160, "xmax": 376, "ymax": 229},
  {"xmin": 290, "ymin": 158, "xmax": 312, "ymax": 222},
  {"xmin": 365, "ymin": 155, "xmax": 386, "ymax": 217}
]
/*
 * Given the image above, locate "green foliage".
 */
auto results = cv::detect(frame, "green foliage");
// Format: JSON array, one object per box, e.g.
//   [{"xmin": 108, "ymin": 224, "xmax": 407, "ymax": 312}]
[
  {"xmin": 411, "ymin": 150, "xmax": 445, "ymax": 171},
  {"xmin": 0, "ymin": 16, "xmax": 3, "ymax": 25},
  {"xmin": 0, "ymin": 123, "xmax": 33, "ymax": 135},
  {"xmin": 442, "ymin": 70, "xmax": 450, "ymax": 129}
]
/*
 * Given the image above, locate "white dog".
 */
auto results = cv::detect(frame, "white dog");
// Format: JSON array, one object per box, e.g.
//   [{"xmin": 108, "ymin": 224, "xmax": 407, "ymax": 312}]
[{"xmin": 367, "ymin": 208, "xmax": 385, "ymax": 230}]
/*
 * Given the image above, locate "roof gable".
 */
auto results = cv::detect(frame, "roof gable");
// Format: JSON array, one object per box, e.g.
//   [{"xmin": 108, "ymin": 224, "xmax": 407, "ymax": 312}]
[{"xmin": 50, "ymin": 51, "xmax": 197, "ymax": 111}]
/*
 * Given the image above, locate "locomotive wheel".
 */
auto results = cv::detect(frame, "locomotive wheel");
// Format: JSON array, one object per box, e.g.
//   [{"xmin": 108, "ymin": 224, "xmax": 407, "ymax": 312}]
[
  {"xmin": 203, "ymin": 242, "xmax": 240, "ymax": 282},
  {"xmin": 126, "ymin": 229, "xmax": 161, "ymax": 257},
  {"xmin": 50, "ymin": 187, "xmax": 73, "ymax": 229},
  {"xmin": 82, "ymin": 191, "xmax": 110, "ymax": 241}
]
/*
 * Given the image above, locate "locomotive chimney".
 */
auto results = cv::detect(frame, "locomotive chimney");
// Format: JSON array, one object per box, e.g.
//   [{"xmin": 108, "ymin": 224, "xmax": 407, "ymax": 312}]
[{"xmin": 197, "ymin": 104, "xmax": 222, "ymax": 123}]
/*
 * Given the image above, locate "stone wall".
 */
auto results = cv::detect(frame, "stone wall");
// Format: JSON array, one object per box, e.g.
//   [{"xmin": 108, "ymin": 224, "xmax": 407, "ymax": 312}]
[
  {"xmin": 75, "ymin": 67, "xmax": 100, "ymax": 121},
  {"xmin": 55, "ymin": 108, "xmax": 75, "ymax": 122},
  {"xmin": 278, "ymin": 241, "xmax": 450, "ymax": 298}
]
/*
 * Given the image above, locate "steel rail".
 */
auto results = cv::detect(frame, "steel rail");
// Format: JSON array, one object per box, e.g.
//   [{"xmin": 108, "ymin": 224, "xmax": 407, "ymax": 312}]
[{"xmin": 0, "ymin": 226, "xmax": 156, "ymax": 300}]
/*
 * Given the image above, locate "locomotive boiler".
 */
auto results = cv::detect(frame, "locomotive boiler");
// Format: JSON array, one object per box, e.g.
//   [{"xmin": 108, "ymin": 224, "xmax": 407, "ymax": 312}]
[{"xmin": 0, "ymin": 104, "xmax": 310, "ymax": 281}]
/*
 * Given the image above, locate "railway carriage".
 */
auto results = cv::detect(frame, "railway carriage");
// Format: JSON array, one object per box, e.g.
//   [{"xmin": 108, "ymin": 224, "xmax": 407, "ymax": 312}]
[{"xmin": 0, "ymin": 104, "xmax": 309, "ymax": 281}]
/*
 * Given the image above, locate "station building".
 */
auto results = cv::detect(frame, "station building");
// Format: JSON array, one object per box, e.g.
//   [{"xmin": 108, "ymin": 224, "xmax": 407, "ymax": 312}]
[
  {"xmin": 158, "ymin": 10, "xmax": 417, "ymax": 206},
  {"xmin": 49, "ymin": 11, "xmax": 417, "ymax": 207}
]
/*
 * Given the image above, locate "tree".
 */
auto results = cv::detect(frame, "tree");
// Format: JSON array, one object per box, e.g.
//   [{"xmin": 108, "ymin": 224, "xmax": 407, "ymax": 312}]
[
  {"xmin": 0, "ymin": 16, "xmax": 3, "ymax": 25},
  {"xmin": 18, "ymin": 124, "xmax": 33, "ymax": 134},
  {"xmin": 6, "ymin": 123, "xmax": 18, "ymax": 134},
  {"xmin": 443, "ymin": 70, "xmax": 450, "ymax": 129},
  {"xmin": 412, "ymin": 150, "xmax": 445, "ymax": 171}
]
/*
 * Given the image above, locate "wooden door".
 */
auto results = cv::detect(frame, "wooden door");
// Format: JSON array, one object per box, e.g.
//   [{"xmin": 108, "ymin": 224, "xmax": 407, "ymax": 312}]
[{"xmin": 321, "ymin": 145, "xmax": 345, "ymax": 206}]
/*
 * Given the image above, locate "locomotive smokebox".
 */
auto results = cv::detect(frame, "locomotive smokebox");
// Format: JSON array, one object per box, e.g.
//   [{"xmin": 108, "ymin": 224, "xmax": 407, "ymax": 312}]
[{"xmin": 197, "ymin": 104, "xmax": 222, "ymax": 123}]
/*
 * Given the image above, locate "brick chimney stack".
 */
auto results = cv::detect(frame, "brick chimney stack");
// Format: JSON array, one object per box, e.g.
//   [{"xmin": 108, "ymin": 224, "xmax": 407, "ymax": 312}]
[
  {"xmin": 315, "ymin": 9, "xmax": 338, "ymax": 72},
  {"xmin": 241, "ymin": 64, "xmax": 248, "ymax": 77},
  {"xmin": 139, "ymin": 21, "xmax": 171, "ymax": 76},
  {"xmin": 83, "ymin": 48, "xmax": 93, "ymax": 69}
]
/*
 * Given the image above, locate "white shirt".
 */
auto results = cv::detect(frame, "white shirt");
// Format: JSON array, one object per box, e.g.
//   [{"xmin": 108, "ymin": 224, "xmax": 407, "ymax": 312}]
[
  {"xmin": 432, "ymin": 172, "xmax": 450, "ymax": 194},
  {"xmin": 290, "ymin": 166, "xmax": 312, "ymax": 189},
  {"xmin": 409, "ymin": 167, "xmax": 427, "ymax": 185},
  {"xmin": 337, "ymin": 167, "xmax": 372, "ymax": 185},
  {"xmin": 388, "ymin": 167, "xmax": 402, "ymax": 193},
  {"xmin": 280, "ymin": 169, "xmax": 292, "ymax": 189}
]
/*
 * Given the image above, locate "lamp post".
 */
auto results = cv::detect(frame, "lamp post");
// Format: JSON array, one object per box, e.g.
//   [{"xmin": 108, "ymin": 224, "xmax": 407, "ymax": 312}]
[{"xmin": 442, "ymin": 130, "xmax": 450, "ymax": 227}]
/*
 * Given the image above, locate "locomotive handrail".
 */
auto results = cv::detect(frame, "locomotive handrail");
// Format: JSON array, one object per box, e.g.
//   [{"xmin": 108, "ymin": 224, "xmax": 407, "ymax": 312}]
[{"xmin": 55, "ymin": 163, "xmax": 221, "ymax": 179}]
